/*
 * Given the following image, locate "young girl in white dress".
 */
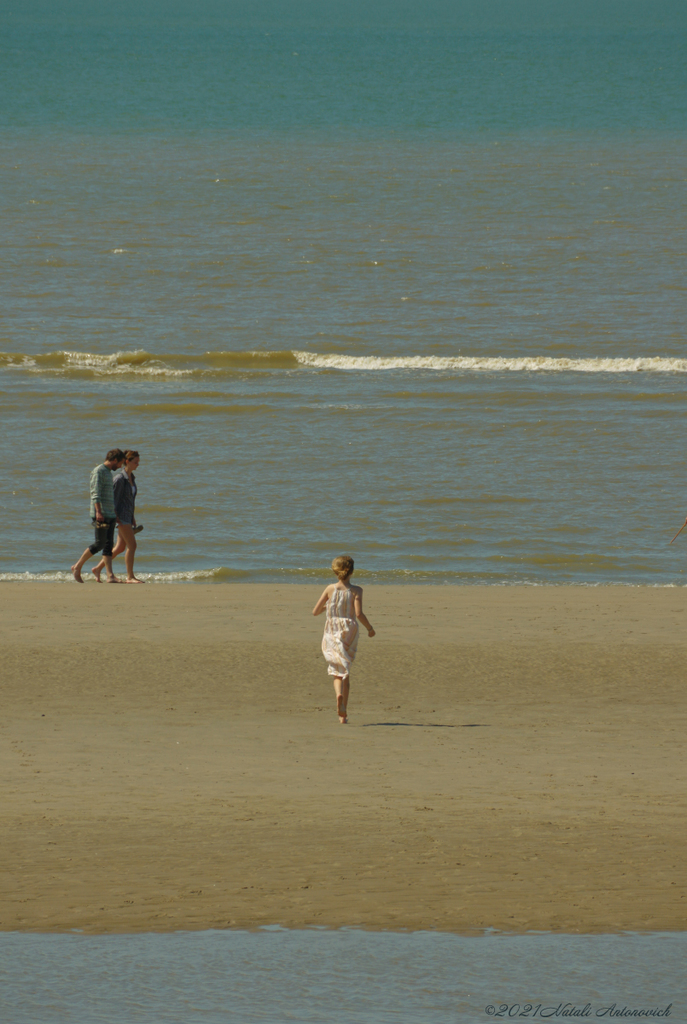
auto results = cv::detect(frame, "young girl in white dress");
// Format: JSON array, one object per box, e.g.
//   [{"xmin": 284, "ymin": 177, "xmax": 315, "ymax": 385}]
[{"xmin": 312, "ymin": 555, "xmax": 375, "ymax": 724}]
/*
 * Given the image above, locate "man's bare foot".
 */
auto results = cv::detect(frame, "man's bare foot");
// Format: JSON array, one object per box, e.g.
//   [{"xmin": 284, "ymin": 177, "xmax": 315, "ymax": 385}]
[
  {"xmin": 92, "ymin": 565, "xmax": 102, "ymax": 583},
  {"xmin": 105, "ymin": 575, "xmax": 120, "ymax": 583},
  {"xmin": 125, "ymin": 576, "xmax": 145, "ymax": 584},
  {"xmin": 71, "ymin": 565, "xmax": 84, "ymax": 583}
]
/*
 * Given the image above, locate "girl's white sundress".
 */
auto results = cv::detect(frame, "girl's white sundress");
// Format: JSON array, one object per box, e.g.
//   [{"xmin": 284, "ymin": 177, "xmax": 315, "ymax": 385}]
[{"xmin": 322, "ymin": 586, "xmax": 359, "ymax": 678}]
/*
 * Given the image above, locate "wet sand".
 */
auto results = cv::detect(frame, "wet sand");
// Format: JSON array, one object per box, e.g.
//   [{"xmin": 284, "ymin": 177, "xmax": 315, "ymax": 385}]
[{"xmin": 1, "ymin": 584, "xmax": 686, "ymax": 934}]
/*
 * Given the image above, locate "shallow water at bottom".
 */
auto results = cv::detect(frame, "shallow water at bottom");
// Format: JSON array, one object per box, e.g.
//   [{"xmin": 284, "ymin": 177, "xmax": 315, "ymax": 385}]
[{"xmin": 0, "ymin": 928, "xmax": 684, "ymax": 1024}]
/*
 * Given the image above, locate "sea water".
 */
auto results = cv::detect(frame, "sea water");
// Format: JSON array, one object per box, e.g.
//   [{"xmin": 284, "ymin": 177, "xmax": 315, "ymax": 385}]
[
  {"xmin": 0, "ymin": 929, "xmax": 685, "ymax": 1024},
  {"xmin": 1, "ymin": 1, "xmax": 687, "ymax": 585}
]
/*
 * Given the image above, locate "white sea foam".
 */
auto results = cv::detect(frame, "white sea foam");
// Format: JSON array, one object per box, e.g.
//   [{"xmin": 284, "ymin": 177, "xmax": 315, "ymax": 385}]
[
  {"xmin": 0, "ymin": 571, "xmax": 85, "ymax": 582},
  {"xmin": 293, "ymin": 352, "xmax": 687, "ymax": 373}
]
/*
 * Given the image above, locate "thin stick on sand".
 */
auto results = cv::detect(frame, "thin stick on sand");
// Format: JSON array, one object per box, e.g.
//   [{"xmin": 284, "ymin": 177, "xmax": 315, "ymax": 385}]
[{"xmin": 669, "ymin": 521, "xmax": 687, "ymax": 544}]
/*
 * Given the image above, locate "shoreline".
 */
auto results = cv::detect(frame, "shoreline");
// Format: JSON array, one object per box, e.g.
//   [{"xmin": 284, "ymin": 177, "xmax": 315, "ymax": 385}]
[
  {"xmin": 2, "ymin": 585, "xmax": 686, "ymax": 935},
  {"xmin": 2, "ymin": 572, "xmax": 687, "ymax": 587}
]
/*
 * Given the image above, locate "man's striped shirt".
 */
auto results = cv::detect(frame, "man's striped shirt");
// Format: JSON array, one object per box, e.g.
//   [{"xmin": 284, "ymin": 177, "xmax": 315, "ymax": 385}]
[{"xmin": 89, "ymin": 463, "xmax": 116, "ymax": 519}]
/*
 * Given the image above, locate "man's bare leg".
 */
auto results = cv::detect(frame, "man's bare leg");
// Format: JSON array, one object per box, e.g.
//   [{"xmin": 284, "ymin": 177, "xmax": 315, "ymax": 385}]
[{"xmin": 71, "ymin": 548, "xmax": 94, "ymax": 583}]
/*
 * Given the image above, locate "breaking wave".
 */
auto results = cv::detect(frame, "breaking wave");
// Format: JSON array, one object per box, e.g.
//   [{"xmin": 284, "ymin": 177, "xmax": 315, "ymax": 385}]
[
  {"xmin": 0, "ymin": 349, "xmax": 300, "ymax": 376},
  {"xmin": 3, "ymin": 349, "xmax": 687, "ymax": 377}
]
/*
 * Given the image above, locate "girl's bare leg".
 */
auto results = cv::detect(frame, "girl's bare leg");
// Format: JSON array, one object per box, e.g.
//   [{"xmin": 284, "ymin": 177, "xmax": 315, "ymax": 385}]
[
  {"xmin": 333, "ymin": 676, "xmax": 350, "ymax": 724},
  {"xmin": 92, "ymin": 533, "xmax": 126, "ymax": 582}
]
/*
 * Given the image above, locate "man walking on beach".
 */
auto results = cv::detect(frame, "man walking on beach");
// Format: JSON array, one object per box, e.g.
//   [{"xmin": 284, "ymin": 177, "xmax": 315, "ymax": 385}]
[{"xmin": 71, "ymin": 449, "xmax": 125, "ymax": 583}]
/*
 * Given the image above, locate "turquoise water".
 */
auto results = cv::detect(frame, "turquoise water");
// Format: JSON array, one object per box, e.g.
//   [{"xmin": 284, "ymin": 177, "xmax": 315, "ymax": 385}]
[
  {"xmin": 1, "ymin": 3, "xmax": 687, "ymax": 585},
  {"xmin": 0, "ymin": 929, "xmax": 684, "ymax": 1023},
  {"xmin": 3, "ymin": 1, "xmax": 687, "ymax": 134}
]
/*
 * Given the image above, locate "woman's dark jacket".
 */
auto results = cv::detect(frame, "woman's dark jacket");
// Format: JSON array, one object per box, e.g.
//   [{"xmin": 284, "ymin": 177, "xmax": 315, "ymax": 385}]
[{"xmin": 112, "ymin": 470, "xmax": 136, "ymax": 523}]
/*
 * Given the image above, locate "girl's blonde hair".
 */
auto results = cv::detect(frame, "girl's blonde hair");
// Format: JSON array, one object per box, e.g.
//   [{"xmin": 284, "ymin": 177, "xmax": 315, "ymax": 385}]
[{"xmin": 332, "ymin": 555, "xmax": 354, "ymax": 580}]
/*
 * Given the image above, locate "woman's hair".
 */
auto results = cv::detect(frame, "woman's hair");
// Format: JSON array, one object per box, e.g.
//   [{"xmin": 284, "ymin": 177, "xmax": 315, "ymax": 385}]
[
  {"xmin": 124, "ymin": 450, "xmax": 139, "ymax": 462},
  {"xmin": 332, "ymin": 555, "xmax": 354, "ymax": 580}
]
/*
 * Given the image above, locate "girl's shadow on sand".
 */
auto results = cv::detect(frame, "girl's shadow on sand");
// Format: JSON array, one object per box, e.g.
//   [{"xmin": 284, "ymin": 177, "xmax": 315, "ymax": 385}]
[{"xmin": 362, "ymin": 722, "xmax": 489, "ymax": 728}]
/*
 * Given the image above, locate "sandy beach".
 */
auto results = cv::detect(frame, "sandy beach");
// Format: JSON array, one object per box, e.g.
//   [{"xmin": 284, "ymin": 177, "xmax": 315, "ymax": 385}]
[{"xmin": 1, "ymin": 583, "xmax": 685, "ymax": 934}]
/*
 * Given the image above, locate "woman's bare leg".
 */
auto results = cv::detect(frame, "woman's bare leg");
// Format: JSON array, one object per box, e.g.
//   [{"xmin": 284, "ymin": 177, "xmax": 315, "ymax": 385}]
[
  {"xmin": 92, "ymin": 533, "xmax": 126, "ymax": 582},
  {"xmin": 115, "ymin": 523, "xmax": 144, "ymax": 582}
]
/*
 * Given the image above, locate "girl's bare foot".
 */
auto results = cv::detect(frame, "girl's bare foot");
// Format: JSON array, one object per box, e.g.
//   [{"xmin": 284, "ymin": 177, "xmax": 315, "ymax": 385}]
[
  {"xmin": 105, "ymin": 575, "xmax": 120, "ymax": 583},
  {"xmin": 71, "ymin": 565, "xmax": 83, "ymax": 583},
  {"xmin": 125, "ymin": 577, "xmax": 145, "ymax": 584},
  {"xmin": 337, "ymin": 694, "xmax": 347, "ymax": 724},
  {"xmin": 92, "ymin": 566, "xmax": 102, "ymax": 582}
]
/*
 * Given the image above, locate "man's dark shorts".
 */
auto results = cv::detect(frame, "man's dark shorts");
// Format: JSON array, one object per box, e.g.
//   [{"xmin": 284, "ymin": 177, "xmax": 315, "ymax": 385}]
[{"xmin": 89, "ymin": 518, "xmax": 117, "ymax": 558}]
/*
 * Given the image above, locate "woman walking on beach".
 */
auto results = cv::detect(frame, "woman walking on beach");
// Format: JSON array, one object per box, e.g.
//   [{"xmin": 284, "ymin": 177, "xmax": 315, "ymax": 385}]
[
  {"xmin": 93, "ymin": 450, "xmax": 144, "ymax": 584},
  {"xmin": 312, "ymin": 555, "xmax": 375, "ymax": 724}
]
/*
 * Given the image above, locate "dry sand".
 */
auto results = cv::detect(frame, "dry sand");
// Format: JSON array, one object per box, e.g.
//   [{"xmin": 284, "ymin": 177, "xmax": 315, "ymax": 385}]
[{"xmin": 1, "ymin": 583, "xmax": 685, "ymax": 934}]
